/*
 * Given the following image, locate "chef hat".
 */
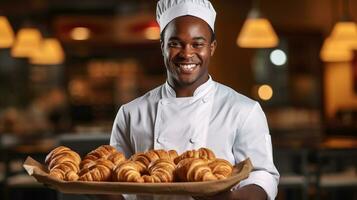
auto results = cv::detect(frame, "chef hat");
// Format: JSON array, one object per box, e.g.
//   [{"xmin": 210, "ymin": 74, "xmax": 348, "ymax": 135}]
[{"xmin": 156, "ymin": 0, "xmax": 216, "ymax": 33}]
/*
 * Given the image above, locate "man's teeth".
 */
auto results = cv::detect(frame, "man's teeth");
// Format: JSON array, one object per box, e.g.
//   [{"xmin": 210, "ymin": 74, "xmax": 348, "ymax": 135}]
[{"xmin": 179, "ymin": 64, "xmax": 197, "ymax": 71}]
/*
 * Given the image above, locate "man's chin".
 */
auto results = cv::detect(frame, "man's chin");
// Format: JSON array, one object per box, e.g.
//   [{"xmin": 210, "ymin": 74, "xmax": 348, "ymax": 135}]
[{"xmin": 176, "ymin": 75, "xmax": 197, "ymax": 86}]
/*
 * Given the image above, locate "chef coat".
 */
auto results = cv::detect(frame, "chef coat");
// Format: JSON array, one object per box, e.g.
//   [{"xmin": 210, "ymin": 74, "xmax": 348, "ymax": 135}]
[{"xmin": 110, "ymin": 77, "xmax": 279, "ymax": 200}]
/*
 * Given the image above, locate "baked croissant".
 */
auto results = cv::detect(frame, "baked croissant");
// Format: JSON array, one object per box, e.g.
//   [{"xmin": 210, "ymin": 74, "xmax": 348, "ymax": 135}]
[
  {"xmin": 80, "ymin": 145, "xmax": 118, "ymax": 168},
  {"xmin": 45, "ymin": 146, "xmax": 81, "ymax": 181},
  {"xmin": 208, "ymin": 159, "xmax": 233, "ymax": 179},
  {"xmin": 174, "ymin": 148, "xmax": 216, "ymax": 164},
  {"xmin": 175, "ymin": 158, "xmax": 218, "ymax": 182},
  {"xmin": 113, "ymin": 160, "xmax": 145, "ymax": 183},
  {"xmin": 142, "ymin": 159, "xmax": 176, "ymax": 183},
  {"xmin": 131, "ymin": 149, "xmax": 178, "ymax": 169},
  {"xmin": 107, "ymin": 151, "xmax": 126, "ymax": 166},
  {"xmin": 79, "ymin": 158, "xmax": 115, "ymax": 181}
]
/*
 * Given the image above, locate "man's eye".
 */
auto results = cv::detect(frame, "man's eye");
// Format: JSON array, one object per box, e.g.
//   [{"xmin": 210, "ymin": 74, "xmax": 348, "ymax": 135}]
[
  {"xmin": 168, "ymin": 42, "xmax": 181, "ymax": 48},
  {"xmin": 192, "ymin": 43, "xmax": 204, "ymax": 48}
]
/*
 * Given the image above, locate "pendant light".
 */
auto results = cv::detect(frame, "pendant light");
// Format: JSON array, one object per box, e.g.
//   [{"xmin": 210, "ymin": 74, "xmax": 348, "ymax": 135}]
[
  {"xmin": 320, "ymin": 0, "xmax": 357, "ymax": 62},
  {"xmin": 0, "ymin": 16, "xmax": 15, "ymax": 48},
  {"xmin": 11, "ymin": 27, "xmax": 42, "ymax": 58},
  {"xmin": 320, "ymin": 37, "xmax": 353, "ymax": 62},
  {"xmin": 329, "ymin": 0, "xmax": 357, "ymax": 49},
  {"xmin": 237, "ymin": 0, "xmax": 279, "ymax": 48},
  {"xmin": 30, "ymin": 38, "xmax": 65, "ymax": 65}
]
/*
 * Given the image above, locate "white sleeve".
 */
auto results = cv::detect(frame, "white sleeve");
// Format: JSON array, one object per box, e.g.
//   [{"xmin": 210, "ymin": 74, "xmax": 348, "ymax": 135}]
[
  {"xmin": 110, "ymin": 106, "xmax": 134, "ymax": 159},
  {"xmin": 232, "ymin": 102, "xmax": 280, "ymax": 200}
]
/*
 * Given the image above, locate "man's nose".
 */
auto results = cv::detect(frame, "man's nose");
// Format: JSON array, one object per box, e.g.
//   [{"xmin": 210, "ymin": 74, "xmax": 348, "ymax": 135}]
[{"xmin": 179, "ymin": 45, "xmax": 194, "ymax": 58}]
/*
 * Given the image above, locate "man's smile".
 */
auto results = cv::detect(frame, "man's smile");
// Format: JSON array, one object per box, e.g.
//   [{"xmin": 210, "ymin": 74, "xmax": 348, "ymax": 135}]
[{"xmin": 176, "ymin": 63, "xmax": 199, "ymax": 73}]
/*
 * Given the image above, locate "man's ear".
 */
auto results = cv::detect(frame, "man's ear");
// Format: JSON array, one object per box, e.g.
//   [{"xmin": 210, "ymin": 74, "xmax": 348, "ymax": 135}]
[{"xmin": 210, "ymin": 40, "xmax": 217, "ymax": 56}]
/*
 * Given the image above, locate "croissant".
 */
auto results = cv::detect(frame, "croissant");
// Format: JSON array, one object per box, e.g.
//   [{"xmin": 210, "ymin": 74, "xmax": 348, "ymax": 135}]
[
  {"xmin": 81, "ymin": 145, "xmax": 118, "ymax": 168},
  {"xmin": 50, "ymin": 167, "xmax": 79, "ymax": 181},
  {"xmin": 208, "ymin": 159, "xmax": 233, "ymax": 179},
  {"xmin": 45, "ymin": 146, "xmax": 81, "ymax": 181},
  {"xmin": 107, "ymin": 152, "xmax": 126, "ymax": 166},
  {"xmin": 113, "ymin": 160, "xmax": 145, "ymax": 183},
  {"xmin": 142, "ymin": 159, "xmax": 176, "ymax": 183},
  {"xmin": 131, "ymin": 149, "xmax": 178, "ymax": 169},
  {"xmin": 174, "ymin": 148, "xmax": 216, "ymax": 164},
  {"xmin": 175, "ymin": 158, "xmax": 218, "ymax": 182},
  {"xmin": 79, "ymin": 158, "xmax": 115, "ymax": 181}
]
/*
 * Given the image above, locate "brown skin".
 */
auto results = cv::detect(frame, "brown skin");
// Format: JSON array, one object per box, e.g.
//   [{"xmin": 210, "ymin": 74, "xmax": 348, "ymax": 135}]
[
  {"xmin": 161, "ymin": 15, "xmax": 268, "ymax": 200},
  {"xmin": 160, "ymin": 15, "xmax": 217, "ymax": 97}
]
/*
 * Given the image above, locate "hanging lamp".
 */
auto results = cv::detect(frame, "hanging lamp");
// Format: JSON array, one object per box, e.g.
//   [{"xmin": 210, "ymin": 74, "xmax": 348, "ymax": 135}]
[
  {"xmin": 0, "ymin": 16, "xmax": 15, "ymax": 48},
  {"xmin": 320, "ymin": 37, "xmax": 353, "ymax": 62},
  {"xmin": 11, "ymin": 27, "xmax": 42, "ymax": 58},
  {"xmin": 329, "ymin": 0, "xmax": 357, "ymax": 49},
  {"xmin": 237, "ymin": 0, "xmax": 279, "ymax": 48},
  {"xmin": 320, "ymin": 0, "xmax": 357, "ymax": 62},
  {"xmin": 30, "ymin": 38, "xmax": 65, "ymax": 65}
]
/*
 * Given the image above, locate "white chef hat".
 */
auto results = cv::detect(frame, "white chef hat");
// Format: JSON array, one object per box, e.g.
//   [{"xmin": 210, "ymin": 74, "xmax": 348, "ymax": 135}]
[{"xmin": 156, "ymin": 0, "xmax": 216, "ymax": 33}]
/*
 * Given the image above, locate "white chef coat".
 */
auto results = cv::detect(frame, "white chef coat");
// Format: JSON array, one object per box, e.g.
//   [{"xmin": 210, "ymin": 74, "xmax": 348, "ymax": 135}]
[{"xmin": 110, "ymin": 77, "xmax": 279, "ymax": 200}]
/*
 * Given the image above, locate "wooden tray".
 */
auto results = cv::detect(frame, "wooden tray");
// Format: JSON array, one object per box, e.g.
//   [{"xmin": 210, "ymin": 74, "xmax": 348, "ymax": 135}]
[{"xmin": 23, "ymin": 156, "xmax": 252, "ymax": 196}]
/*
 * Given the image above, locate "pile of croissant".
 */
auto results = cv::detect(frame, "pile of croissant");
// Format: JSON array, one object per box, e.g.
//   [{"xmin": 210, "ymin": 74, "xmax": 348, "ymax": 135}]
[{"xmin": 45, "ymin": 145, "xmax": 233, "ymax": 183}]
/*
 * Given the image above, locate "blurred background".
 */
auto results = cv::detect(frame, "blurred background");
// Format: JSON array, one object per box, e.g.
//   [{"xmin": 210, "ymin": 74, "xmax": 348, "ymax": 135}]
[{"xmin": 0, "ymin": 0, "xmax": 356, "ymax": 199}]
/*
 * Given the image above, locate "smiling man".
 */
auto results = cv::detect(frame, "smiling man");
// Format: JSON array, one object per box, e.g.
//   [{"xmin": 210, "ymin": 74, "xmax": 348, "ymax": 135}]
[
  {"xmin": 162, "ymin": 15, "xmax": 216, "ymax": 97},
  {"xmin": 110, "ymin": 0, "xmax": 279, "ymax": 200}
]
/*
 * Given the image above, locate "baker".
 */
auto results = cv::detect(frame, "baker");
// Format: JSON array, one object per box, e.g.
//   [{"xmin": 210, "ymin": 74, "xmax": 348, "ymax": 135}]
[{"xmin": 110, "ymin": 0, "xmax": 279, "ymax": 199}]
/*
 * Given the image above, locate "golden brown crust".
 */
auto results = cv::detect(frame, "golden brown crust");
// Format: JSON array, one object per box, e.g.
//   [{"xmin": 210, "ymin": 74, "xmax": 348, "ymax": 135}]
[
  {"xmin": 80, "ymin": 145, "xmax": 118, "ymax": 168},
  {"xmin": 175, "ymin": 158, "xmax": 217, "ymax": 182},
  {"xmin": 45, "ymin": 146, "xmax": 71, "ymax": 165},
  {"xmin": 107, "ymin": 152, "xmax": 126, "ymax": 166},
  {"xmin": 174, "ymin": 148, "xmax": 216, "ymax": 164},
  {"xmin": 168, "ymin": 150, "xmax": 179, "ymax": 161},
  {"xmin": 48, "ymin": 152, "xmax": 81, "ymax": 170},
  {"xmin": 131, "ymin": 149, "xmax": 178, "ymax": 169},
  {"xmin": 79, "ymin": 159, "xmax": 115, "ymax": 182},
  {"xmin": 113, "ymin": 161, "xmax": 145, "ymax": 183},
  {"xmin": 208, "ymin": 159, "xmax": 233, "ymax": 179},
  {"xmin": 46, "ymin": 146, "xmax": 81, "ymax": 181},
  {"xmin": 142, "ymin": 159, "xmax": 176, "ymax": 183},
  {"xmin": 45, "ymin": 146, "xmax": 231, "ymax": 183}
]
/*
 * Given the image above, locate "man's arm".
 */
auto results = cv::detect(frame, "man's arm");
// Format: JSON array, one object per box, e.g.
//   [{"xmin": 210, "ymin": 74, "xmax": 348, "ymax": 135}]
[
  {"xmin": 110, "ymin": 106, "xmax": 134, "ymax": 160},
  {"xmin": 231, "ymin": 102, "xmax": 279, "ymax": 199},
  {"xmin": 109, "ymin": 106, "xmax": 133, "ymax": 200}
]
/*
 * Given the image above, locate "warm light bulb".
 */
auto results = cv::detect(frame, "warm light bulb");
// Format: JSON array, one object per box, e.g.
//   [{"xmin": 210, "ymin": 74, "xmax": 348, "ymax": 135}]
[
  {"xmin": 11, "ymin": 28, "xmax": 42, "ymax": 58},
  {"xmin": 320, "ymin": 37, "xmax": 353, "ymax": 62},
  {"xmin": 330, "ymin": 21, "xmax": 357, "ymax": 49},
  {"xmin": 70, "ymin": 27, "xmax": 91, "ymax": 40},
  {"xmin": 0, "ymin": 16, "xmax": 15, "ymax": 48},
  {"xmin": 30, "ymin": 38, "xmax": 65, "ymax": 65},
  {"xmin": 144, "ymin": 26, "xmax": 160, "ymax": 40},
  {"xmin": 258, "ymin": 84, "xmax": 273, "ymax": 101},
  {"xmin": 237, "ymin": 18, "xmax": 279, "ymax": 48}
]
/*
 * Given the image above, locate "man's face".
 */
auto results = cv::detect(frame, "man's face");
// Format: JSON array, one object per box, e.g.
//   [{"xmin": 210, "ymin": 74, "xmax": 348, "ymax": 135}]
[{"xmin": 161, "ymin": 16, "xmax": 217, "ymax": 89}]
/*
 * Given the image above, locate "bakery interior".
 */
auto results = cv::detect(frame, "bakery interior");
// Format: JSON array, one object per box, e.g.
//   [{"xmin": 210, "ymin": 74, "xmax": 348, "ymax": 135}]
[{"xmin": 0, "ymin": 0, "xmax": 357, "ymax": 199}]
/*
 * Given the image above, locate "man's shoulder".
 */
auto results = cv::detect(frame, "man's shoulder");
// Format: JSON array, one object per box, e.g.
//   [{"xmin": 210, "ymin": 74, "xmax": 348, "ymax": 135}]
[
  {"xmin": 214, "ymin": 82, "xmax": 257, "ymax": 108},
  {"xmin": 121, "ymin": 84, "xmax": 163, "ymax": 112}
]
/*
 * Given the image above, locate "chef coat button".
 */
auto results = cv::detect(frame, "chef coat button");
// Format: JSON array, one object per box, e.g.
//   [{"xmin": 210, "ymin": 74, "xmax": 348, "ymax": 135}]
[
  {"xmin": 189, "ymin": 138, "xmax": 196, "ymax": 144},
  {"xmin": 156, "ymin": 137, "xmax": 162, "ymax": 144},
  {"xmin": 202, "ymin": 97, "xmax": 209, "ymax": 103}
]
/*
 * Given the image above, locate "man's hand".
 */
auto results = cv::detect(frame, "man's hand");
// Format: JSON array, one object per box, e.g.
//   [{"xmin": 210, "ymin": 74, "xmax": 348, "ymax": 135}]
[{"xmin": 193, "ymin": 184, "xmax": 267, "ymax": 200}]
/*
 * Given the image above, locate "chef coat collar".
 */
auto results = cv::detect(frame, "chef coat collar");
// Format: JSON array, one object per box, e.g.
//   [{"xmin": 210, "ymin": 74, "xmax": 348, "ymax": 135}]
[{"xmin": 163, "ymin": 75, "xmax": 214, "ymax": 99}]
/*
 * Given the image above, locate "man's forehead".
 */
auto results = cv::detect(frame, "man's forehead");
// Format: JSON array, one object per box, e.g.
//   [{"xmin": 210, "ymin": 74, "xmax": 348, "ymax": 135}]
[{"xmin": 165, "ymin": 16, "xmax": 212, "ymax": 37}]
